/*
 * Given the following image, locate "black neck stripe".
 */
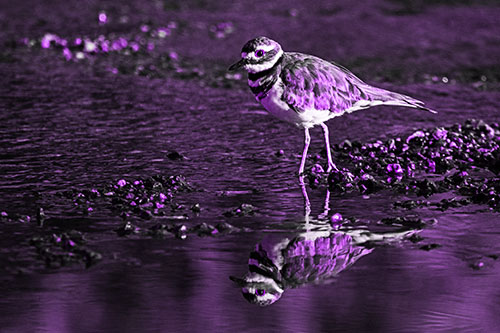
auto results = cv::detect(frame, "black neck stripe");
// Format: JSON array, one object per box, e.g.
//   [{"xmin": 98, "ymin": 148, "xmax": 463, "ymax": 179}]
[{"xmin": 248, "ymin": 54, "xmax": 284, "ymax": 81}]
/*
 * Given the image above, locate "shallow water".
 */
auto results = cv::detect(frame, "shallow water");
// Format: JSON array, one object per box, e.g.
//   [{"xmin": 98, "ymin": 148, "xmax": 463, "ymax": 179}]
[{"xmin": 1, "ymin": 0, "xmax": 500, "ymax": 332}]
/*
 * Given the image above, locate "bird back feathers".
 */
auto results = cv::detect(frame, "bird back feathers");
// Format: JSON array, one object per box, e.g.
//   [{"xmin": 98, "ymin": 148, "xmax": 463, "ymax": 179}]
[{"xmin": 280, "ymin": 52, "xmax": 437, "ymax": 115}]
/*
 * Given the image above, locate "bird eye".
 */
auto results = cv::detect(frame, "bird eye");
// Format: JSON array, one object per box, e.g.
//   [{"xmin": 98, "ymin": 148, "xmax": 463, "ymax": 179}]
[
  {"xmin": 255, "ymin": 289, "xmax": 266, "ymax": 296},
  {"xmin": 255, "ymin": 50, "xmax": 265, "ymax": 57}
]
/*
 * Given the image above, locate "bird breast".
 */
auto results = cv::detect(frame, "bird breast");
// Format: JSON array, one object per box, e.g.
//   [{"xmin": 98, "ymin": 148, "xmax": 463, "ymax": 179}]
[{"xmin": 259, "ymin": 78, "xmax": 304, "ymax": 127}]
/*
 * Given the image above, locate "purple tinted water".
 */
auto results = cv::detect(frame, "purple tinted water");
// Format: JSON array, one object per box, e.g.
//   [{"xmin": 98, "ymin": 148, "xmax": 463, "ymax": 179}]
[{"xmin": 1, "ymin": 0, "xmax": 500, "ymax": 332}]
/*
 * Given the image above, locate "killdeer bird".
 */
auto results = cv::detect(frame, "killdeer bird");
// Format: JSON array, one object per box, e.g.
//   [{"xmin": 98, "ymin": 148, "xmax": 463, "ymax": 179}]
[
  {"xmin": 230, "ymin": 227, "xmax": 418, "ymax": 306},
  {"xmin": 229, "ymin": 37, "xmax": 436, "ymax": 177}
]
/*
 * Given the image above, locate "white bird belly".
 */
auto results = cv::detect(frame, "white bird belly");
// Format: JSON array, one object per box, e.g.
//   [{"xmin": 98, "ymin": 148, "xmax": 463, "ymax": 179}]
[{"xmin": 259, "ymin": 79, "xmax": 332, "ymax": 128}]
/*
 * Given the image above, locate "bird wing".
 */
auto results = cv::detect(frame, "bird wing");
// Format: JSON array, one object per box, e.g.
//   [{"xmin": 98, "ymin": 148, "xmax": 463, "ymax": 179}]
[
  {"xmin": 280, "ymin": 53, "xmax": 369, "ymax": 114},
  {"xmin": 280, "ymin": 53, "xmax": 436, "ymax": 115}
]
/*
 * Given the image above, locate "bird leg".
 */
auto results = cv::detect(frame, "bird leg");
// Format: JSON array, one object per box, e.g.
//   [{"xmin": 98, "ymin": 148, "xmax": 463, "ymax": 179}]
[
  {"xmin": 298, "ymin": 129, "xmax": 311, "ymax": 212},
  {"xmin": 298, "ymin": 127, "xmax": 311, "ymax": 177},
  {"xmin": 320, "ymin": 123, "xmax": 339, "ymax": 173},
  {"xmin": 299, "ymin": 175, "xmax": 311, "ymax": 216},
  {"xmin": 318, "ymin": 189, "xmax": 331, "ymax": 220}
]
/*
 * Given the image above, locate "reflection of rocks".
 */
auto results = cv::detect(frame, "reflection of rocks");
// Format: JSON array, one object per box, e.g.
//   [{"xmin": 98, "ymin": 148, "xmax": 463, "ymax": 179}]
[
  {"xmin": 468, "ymin": 255, "xmax": 499, "ymax": 270},
  {"xmin": 146, "ymin": 221, "xmax": 246, "ymax": 239},
  {"xmin": 30, "ymin": 231, "xmax": 102, "ymax": 269},
  {"xmin": 223, "ymin": 203, "xmax": 257, "ymax": 217},
  {"xmin": 419, "ymin": 243, "xmax": 442, "ymax": 251},
  {"xmin": 0, "ymin": 211, "xmax": 32, "ymax": 224},
  {"xmin": 380, "ymin": 216, "xmax": 436, "ymax": 229},
  {"xmin": 231, "ymin": 227, "xmax": 418, "ymax": 306}
]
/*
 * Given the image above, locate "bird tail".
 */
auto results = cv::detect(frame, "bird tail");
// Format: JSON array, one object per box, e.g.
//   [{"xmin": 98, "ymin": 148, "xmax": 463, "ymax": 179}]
[
  {"xmin": 364, "ymin": 86, "xmax": 437, "ymax": 114},
  {"xmin": 334, "ymin": 86, "xmax": 437, "ymax": 118}
]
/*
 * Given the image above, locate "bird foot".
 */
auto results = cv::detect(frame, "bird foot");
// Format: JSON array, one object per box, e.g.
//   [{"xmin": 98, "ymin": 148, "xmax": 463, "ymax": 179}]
[{"xmin": 326, "ymin": 163, "xmax": 339, "ymax": 173}]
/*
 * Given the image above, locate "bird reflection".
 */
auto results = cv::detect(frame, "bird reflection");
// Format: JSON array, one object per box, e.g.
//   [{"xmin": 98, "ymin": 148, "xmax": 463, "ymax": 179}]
[
  {"xmin": 230, "ymin": 224, "xmax": 417, "ymax": 306},
  {"xmin": 230, "ymin": 186, "xmax": 418, "ymax": 306}
]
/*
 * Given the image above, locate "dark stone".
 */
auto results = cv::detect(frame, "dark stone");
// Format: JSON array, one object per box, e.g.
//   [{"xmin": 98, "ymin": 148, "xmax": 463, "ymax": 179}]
[
  {"xmin": 190, "ymin": 223, "xmax": 217, "ymax": 236},
  {"xmin": 167, "ymin": 151, "xmax": 184, "ymax": 160},
  {"xmin": 191, "ymin": 203, "xmax": 201, "ymax": 213},
  {"xmin": 420, "ymin": 244, "xmax": 442, "ymax": 251}
]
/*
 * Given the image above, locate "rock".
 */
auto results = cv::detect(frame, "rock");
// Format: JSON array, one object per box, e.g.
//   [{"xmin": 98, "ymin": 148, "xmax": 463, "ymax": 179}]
[
  {"xmin": 215, "ymin": 222, "xmax": 241, "ymax": 234},
  {"xmin": 191, "ymin": 203, "xmax": 201, "ymax": 213},
  {"xmin": 167, "ymin": 151, "xmax": 184, "ymax": 160},
  {"xmin": 115, "ymin": 221, "xmax": 140, "ymax": 236},
  {"xmin": 223, "ymin": 203, "xmax": 257, "ymax": 217},
  {"xmin": 190, "ymin": 223, "xmax": 217, "ymax": 236}
]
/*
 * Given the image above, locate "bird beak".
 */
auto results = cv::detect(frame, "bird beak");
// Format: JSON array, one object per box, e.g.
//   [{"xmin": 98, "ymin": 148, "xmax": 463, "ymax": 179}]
[
  {"xmin": 228, "ymin": 59, "xmax": 246, "ymax": 72},
  {"xmin": 229, "ymin": 275, "xmax": 248, "ymax": 287}
]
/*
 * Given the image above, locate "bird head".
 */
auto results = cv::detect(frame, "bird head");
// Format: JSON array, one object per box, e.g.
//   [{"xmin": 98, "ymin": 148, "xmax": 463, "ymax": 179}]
[
  {"xmin": 228, "ymin": 36, "xmax": 283, "ymax": 74},
  {"xmin": 230, "ymin": 273, "xmax": 284, "ymax": 306}
]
